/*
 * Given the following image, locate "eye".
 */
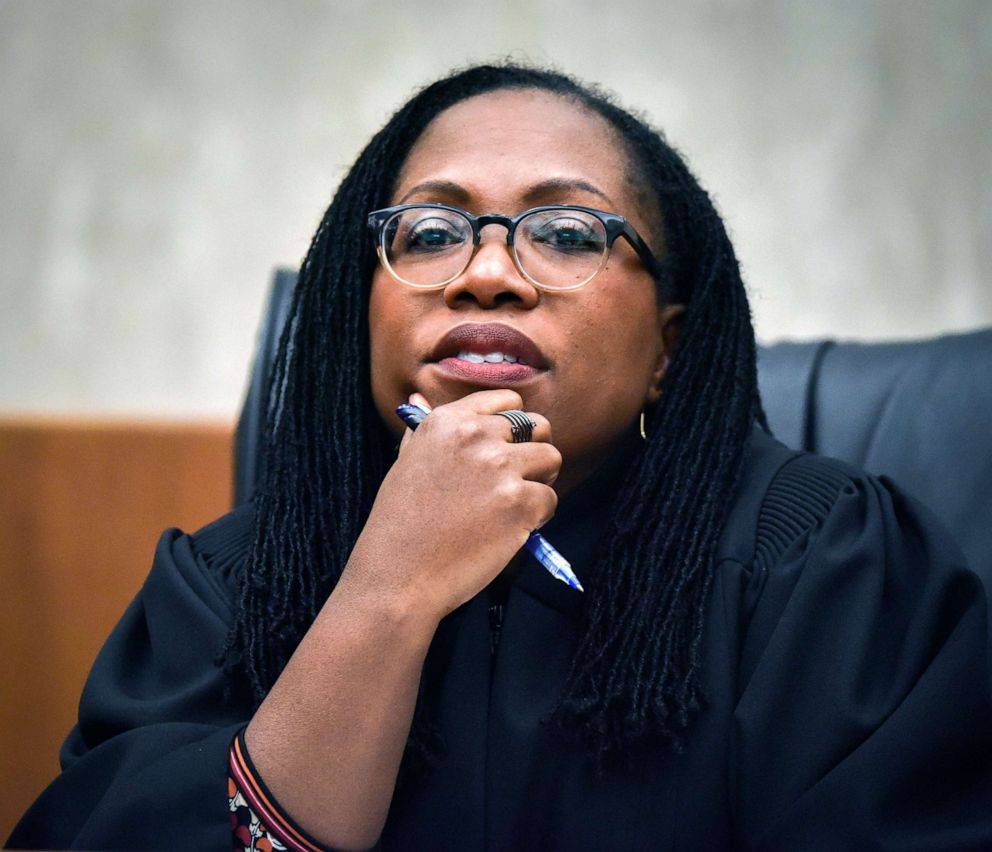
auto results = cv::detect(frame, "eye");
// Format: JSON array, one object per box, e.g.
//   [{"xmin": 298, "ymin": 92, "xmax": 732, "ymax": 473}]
[
  {"xmin": 404, "ymin": 215, "xmax": 467, "ymax": 253},
  {"xmin": 525, "ymin": 213, "xmax": 605, "ymax": 253}
]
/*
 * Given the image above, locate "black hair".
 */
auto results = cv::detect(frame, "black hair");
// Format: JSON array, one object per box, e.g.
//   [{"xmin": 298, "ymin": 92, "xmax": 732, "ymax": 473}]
[{"xmin": 224, "ymin": 63, "xmax": 763, "ymax": 767}]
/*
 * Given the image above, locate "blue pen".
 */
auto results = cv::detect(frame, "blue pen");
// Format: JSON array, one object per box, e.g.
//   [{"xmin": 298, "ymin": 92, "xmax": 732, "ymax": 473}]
[{"xmin": 396, "ymin": 402, "xmax": 584, "ymax": 592}]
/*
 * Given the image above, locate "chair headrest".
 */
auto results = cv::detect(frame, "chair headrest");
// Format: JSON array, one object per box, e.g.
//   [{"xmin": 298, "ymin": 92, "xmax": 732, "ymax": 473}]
[{"xmin": 759, "ymin": 330, "xmax": 992, "ymax": 582}]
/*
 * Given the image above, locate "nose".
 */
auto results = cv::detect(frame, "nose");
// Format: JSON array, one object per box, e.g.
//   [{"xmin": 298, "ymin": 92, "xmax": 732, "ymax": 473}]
[{"xmin": 443, "ymin": 229, "xmax": 540, "ymax": 310}]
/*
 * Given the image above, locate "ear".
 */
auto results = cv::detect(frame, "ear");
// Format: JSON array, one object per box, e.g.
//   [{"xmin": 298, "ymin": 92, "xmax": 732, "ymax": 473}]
[{"xmin": 644, "ymin": 302, "xmax": 685, "ymax": 406}]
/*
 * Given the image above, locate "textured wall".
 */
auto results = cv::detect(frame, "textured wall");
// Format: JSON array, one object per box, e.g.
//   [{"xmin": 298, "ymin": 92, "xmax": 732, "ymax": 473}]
[{"xmin": 1, "ymin": 0, "xmax": 990, "ymax": 418}]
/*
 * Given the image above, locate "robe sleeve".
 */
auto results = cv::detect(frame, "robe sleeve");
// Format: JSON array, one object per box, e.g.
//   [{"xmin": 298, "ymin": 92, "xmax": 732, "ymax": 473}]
[
  {"xmin": 7, "ymin": 507, "xmax": 255, "ymax": 851},
  {"xmin": 733, "ymin": 458, "xmax": 992, "ymax": 850}
]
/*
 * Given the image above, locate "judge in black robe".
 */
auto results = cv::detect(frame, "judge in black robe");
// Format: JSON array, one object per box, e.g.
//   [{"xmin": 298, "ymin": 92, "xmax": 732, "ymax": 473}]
[{"xmin": 9, "ymin": 427, "xmax": 992, "ymax": 851}]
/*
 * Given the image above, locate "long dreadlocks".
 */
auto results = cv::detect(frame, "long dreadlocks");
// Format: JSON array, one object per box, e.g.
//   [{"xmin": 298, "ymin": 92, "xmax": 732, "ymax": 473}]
[{"xmin": 225, "ymin": 63, "xmax": 763, "ymax": 766}]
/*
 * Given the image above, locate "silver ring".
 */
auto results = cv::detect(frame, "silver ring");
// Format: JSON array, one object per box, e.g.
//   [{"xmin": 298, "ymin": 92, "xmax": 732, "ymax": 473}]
[{"xmin": 495, "ymin": 409, "xmax": 537, "ymax": 443}]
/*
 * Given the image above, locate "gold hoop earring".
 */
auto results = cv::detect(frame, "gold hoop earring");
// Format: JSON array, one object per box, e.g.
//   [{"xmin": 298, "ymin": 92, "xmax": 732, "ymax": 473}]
[{"xmin": 639, "ymin": 410, "xmax": 648, "ymax": 441}]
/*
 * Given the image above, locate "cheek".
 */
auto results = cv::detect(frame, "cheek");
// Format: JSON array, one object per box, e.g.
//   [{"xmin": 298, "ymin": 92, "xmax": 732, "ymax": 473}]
[
  {"xmin": 368, "ymin": 279, "xmax": 389, "ymax": 360},
  {"xmin": 368, "ymin": 276, "xmax": 416, "ymax": 424},
  {"xmin": 369, "ymin": 274, "xmax": 419, "ymax": 351},
  {"xmin": 548, "ymin": 291, "xmax": 661, "ymax": 451},
  {"xmin": 571, "ymin": 291, "xmax": 660, "ymax": 392}
]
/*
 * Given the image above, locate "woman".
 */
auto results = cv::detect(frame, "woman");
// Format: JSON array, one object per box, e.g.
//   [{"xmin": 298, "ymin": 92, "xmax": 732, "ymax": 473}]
[{"xmin": 10, "ymin": 64, "xmax": 991, "ymax": 851}]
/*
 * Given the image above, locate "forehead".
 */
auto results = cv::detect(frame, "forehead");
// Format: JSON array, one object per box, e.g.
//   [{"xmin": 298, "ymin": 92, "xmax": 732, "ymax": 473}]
[{"xmin": 393, "ymin": 89, "xmax": 634, "ymax": 211}]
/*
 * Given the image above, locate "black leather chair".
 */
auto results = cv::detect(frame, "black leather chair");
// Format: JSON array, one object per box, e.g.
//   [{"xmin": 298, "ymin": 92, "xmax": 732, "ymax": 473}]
[
  {"xmin": 234, "ymin": 268, "xmax": 297, "ymax": 509},
  {"xmin": 758, "ymin": 332, "xmax": 992, "ymax": 584},
  {"xmin": 237, "ymin": 268, "xmax": 992, "ymax": 587}
]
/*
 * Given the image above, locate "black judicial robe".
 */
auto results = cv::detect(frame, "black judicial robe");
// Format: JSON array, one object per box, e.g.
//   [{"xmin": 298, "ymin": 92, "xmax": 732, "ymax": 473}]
[{"xmin": 9, "ymin": 428, "xmax": 992, "ymax": 850}]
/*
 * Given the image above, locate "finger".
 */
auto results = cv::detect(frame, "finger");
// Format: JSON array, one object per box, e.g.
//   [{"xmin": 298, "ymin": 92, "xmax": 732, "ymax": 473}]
[
  {"xmin": 398, "ymin": 426, "xmax": 415, "ymax": 452},
  {"xmin": 408, "ymin": 392, "xmax": 433, "ymax": 413},
  {"xmin": 528, "ymin": 412, "xmax": 551, "ymax": 444},
  {"xmin": 445, "ymin": 389, "xmax": 525, "ymax": 416},
  {"xmin": 520, "ymin": 480, "xmax": 559, "ymax": 528},
  {"xmin": 511, "ymin": 442, "xmax": 563, "ymax": 486}
]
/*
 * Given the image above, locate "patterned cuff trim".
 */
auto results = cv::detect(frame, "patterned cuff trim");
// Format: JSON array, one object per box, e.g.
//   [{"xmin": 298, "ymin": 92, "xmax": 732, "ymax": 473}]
[{"xmin": 229, "ymin": 728, "xmax": 330, "ymax": 852}]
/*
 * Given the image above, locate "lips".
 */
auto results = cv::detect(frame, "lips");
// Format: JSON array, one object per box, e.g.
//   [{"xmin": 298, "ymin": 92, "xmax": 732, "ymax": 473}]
[
  {"xmin": 428, "ymin": 322, "xmax": 547, "ymax": 385},
  {"xmin": 429, "ymin": 323, "xmax": 548, "ymax": 368}
]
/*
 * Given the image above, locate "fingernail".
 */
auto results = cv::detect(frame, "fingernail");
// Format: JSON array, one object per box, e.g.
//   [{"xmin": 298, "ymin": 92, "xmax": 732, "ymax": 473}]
[{"xmin": 409, "ymin": 392, "xmax": 432, "ymax": 412}]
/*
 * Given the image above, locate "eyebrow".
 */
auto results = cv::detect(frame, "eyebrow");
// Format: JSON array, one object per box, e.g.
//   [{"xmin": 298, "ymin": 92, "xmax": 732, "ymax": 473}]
[
  {"xmin": 397, "ymin": 177, "xmax": 614, "ymax": 207},
  {"xmin": 398, "ymin": 180, "xmax": 470, "ymax": 204},
  {"xmin": 522, "ymin": 178, "xmax": 613, "ymax": 206}
]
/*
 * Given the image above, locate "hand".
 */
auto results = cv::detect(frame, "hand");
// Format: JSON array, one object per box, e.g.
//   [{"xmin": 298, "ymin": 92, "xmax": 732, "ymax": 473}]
[{"xmin": 341, "ymin": 389, "xmax": 561, "ymax": 622}]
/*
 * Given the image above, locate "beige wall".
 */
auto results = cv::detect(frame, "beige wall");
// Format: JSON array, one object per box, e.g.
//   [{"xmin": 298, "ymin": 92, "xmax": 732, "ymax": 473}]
[{"xmin": 2, "ymin": 0, "xmax": 990, "ymax": 419}]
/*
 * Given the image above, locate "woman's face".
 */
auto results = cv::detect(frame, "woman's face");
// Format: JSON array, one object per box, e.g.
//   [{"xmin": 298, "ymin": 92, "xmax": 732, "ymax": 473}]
[{"xmin": 369, "ymin": 89, "xmax": 682, "ymax": 493}]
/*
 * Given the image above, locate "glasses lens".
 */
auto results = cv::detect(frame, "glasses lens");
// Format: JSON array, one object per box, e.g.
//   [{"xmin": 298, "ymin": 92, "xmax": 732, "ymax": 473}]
[
  {"xmin": 515, "ymin": 209, "xmax": 608, "ymax": 289},
  {"xmin": 381, "ymin": 207, "xmax": 473, "ymax": 287}
]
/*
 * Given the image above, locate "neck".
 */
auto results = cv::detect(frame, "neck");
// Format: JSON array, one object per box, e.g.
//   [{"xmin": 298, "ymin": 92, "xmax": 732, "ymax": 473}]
[{"xmin": 553, "ymin": 422, "xmax": 643, "ymax": 499}]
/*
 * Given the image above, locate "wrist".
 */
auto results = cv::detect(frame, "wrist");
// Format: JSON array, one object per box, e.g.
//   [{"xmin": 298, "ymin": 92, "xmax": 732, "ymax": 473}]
[{"xmin": 329, "ymin": 565, "xmax": 441, "ymax": 648}]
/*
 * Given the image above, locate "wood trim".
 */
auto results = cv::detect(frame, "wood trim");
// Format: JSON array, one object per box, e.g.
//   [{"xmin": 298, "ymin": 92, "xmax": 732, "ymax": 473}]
[{"xmin": 0, "ymin": 417, "xmax": 234, "ymax": 840}]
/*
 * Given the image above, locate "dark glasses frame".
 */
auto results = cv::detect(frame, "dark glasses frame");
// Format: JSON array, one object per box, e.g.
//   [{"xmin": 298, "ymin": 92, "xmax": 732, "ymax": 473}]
[{"xmin": 367, "ymin": 202, "xmax": 666, "ymax": 291}]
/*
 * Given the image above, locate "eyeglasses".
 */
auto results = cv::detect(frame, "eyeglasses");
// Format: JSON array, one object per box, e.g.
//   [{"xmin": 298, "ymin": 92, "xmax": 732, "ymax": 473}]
[{"xmin": 367, "ymin": 203, "xmax": 664, "ymax": 291}]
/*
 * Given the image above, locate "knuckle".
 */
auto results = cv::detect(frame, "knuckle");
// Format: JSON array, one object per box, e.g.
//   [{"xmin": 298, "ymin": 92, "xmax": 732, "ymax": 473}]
[
  {"xmin": 494, "ymin": 477, "xmax": 525, "ymax": 504},
  {"xmin": 478, "ymin": 443, "xmax": 510, "ymax": 471},
  {"xmin": 451, "ymin": 417, "xmax": 482, "ymax": 444}
]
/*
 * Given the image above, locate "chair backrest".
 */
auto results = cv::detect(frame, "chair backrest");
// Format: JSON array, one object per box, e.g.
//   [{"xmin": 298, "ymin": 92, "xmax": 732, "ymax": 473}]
[
  {"xmin": 234, "ymin": 268, "xmax": 297, "ymax": 506},
  {"xmin": 758, "ymin": 331, "xmax": 992, "ymax": 584},
  {"xmin": 237, "ymin": 269, "xmax": 992, "ymax": 585}
]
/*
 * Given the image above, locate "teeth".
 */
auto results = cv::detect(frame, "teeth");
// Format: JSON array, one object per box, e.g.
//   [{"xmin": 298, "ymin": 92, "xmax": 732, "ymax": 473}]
[{"xmin": 457, "ymin": 351, "xmax": 524, "ymax": 365}]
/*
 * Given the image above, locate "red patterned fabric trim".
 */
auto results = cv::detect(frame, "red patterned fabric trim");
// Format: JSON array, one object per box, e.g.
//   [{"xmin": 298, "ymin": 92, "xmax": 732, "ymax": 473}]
[
  {"xmin": 229, "ymin": 728, "xmax": 329, "ymax": 852},
  {"xmin": 229, "ymin": 772, "xmax": 282, "ymax": 852}
]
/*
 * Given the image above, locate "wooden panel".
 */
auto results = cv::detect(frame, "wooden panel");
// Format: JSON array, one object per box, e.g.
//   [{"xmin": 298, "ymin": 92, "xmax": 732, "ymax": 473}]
[{"xmin": 0, "ymin": 417, "xmax": 234, "ymax": 840}]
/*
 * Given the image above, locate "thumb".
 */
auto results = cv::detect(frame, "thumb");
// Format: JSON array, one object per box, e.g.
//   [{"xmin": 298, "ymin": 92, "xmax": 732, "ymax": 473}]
[{"xmin": 409, "ymin": 392, "xmax": 432, "ymax": 413}]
